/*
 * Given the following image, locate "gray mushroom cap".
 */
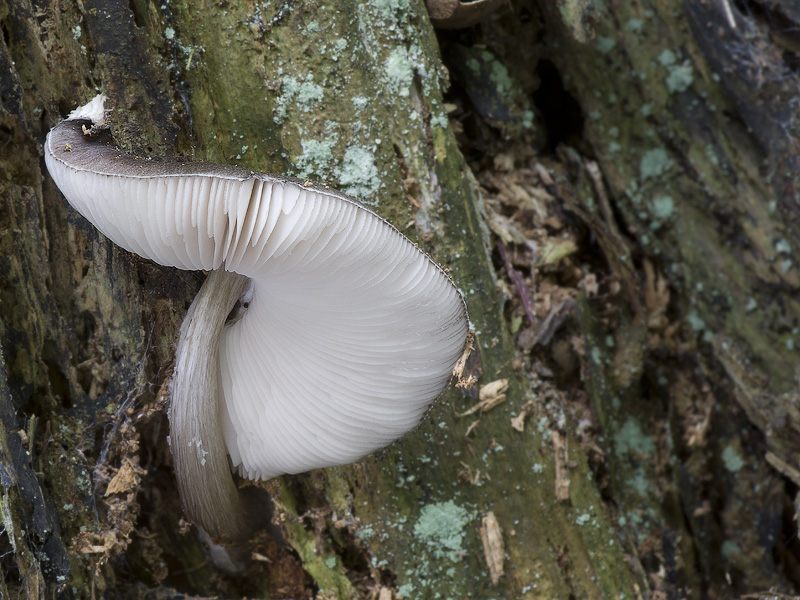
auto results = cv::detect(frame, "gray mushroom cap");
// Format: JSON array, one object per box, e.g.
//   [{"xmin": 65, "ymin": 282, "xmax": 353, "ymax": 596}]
[{"xmin": 45, "ymin": 95, "xmax": 469, "ymax": 481}]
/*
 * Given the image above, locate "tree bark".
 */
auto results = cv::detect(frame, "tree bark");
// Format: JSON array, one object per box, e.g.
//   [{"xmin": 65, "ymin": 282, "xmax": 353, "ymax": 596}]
[
  {"xmin": 534, "ymin": 1, "xmax": 800, "ymax": 595},
  {"xmin": 1, "ymin": 0, "xmax": 798, "ymax": 598}
]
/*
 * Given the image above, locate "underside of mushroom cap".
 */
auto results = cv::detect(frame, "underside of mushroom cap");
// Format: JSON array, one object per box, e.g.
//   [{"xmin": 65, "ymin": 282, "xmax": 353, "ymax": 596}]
[
  {"xmin": 45, "ymin": 96, "xmax": 469, "ymax": 482},
  {"xmin": 217, "ymin": 189, "xmax": 467, "ymax": 479}
]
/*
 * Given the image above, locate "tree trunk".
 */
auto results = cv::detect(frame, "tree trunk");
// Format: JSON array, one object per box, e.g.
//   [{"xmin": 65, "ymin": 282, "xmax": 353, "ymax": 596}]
[
  {"xmin": 534, "ymin": 1, "xmax": 800, "ymax": 595},
  {"xmin": 0, "ymin": 0, "xmax": 797, "ymax": 599}
]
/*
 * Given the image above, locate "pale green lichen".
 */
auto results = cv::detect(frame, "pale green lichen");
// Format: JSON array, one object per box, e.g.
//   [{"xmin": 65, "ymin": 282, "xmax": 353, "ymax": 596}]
[
  {"xmin": 613, "ymin": 418, "xmax": 655, "ymax": 456},
  {"xmin": 597, "ymin": 36, "xmax": 616, "ymax": 54},
  {"xmin": 522, "ymin": 109, "xmax": 535, "ymax": 128},
  {"xmin": 591, "ymin": 346, "xmax": 603, "ymax": 364},
  {"xmin": 294, "ymin": 138, "xmax": 335, "ymax": 179},
  {"xmin": 413, "ymin": 501, "xmax": 471, "ymax": 563},
  {"xmin": 657, "ymin": 49, "xmax": 693, "ymax": 93},
  {"xmin": 273, "ymin": 75, "xmax": 324, "ymax": 123},
  {"xmin": 705, "ymin": 144, "xmax": 720, "ymax": 166},
  {"xmin": 369, "ymin": 0, "xmax": 412, "ymax": 20},
  {"xmin": 430, "ymin": 113, "xmax": 449, "ymax": 129},
  {"xmin": 2, "ymin": 497, "xmax": 16, "ymax": 553},
  {"xmin": 482, "ymin": 50, "xmax": 513, "ymax": 97},
  {"xmin": 665, "ymin": 61, "xmax": 694, "ymax": 93},
  {"xmin": 687, "ymin": 310, "xmax": 705, "ymax": 332},
  {"xmin": 624, "ymin": 18, "xmax": 644, "ymax": 33},
  {"xmin": 385, "ymin": 47, "xmax": 414, "ymax": 97},
  {"xmin": 630, "ymin": 471, "xmax": 650, "ymax": 496},
  {"xmin": 397, "ymin": 583, "xmax": 415, "ymax": 598},
  {"xmin": 640, "ymin": 148, "xmax": 673, "ymax": 180},
  {"xmin": 288, "ymin": 76, "xmax": 324, "ymax": 105},
  {"xmin": 721, "ymin": 540, "xmax": 741, "ymax": 557},
  {"xmin": 722, "ymin": 445, "xmax": 745, "ymax": 473},
  {"xmin": 651, "ymin": 196, "xmax": 674, "ymax": 220},
  {"xmin": 658, "ymin": 49, "xmax": 676, "ymax": 67},
  {"xmin": 536, "ymin": 416, "xmax": 549, "ymax": 433},
  {"xmin": 335, "ymin": 146, "xmax": 381, "ymax": 200}
]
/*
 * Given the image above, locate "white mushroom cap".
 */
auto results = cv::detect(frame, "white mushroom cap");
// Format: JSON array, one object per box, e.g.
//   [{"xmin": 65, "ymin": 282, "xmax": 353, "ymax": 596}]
[
  {"xmin": 219, "ymin": 199, "xmax": 464, "ymax": 479},
  {"xmin": 45, "ymin": 95, "xmax": 468, "ymax": 481}
]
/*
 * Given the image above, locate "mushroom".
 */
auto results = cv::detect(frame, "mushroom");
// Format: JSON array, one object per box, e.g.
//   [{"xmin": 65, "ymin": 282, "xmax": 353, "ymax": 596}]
[
  {"xmin": 424, "ymin": 0, "xmax": 504, "ymax": 29},
  {"xmin": 45, "ymin": 95, "xmax": 470, "ymax": 540}
]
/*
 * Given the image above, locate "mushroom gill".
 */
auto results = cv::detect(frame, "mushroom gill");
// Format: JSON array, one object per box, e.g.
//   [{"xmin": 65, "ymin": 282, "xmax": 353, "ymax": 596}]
[{"xmin": 45, "ymin": 95, "xmax": 469, "ymax": 541}]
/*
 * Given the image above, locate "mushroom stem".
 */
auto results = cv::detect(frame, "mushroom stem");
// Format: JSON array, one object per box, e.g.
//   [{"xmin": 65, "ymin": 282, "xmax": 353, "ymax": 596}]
[{"xmin": 169, "ymin": 268, "xmax": 251, "ymax": 541}]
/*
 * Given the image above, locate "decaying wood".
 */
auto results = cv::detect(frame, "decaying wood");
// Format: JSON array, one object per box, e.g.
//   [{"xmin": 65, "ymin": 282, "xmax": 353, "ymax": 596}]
[
  {"xmin": 479, "ymin": 511, "xmax": 505, "ymax": 585},
  {"xmin": 2, "ymin": 0, "xmax": 799, "ymax": 597}
]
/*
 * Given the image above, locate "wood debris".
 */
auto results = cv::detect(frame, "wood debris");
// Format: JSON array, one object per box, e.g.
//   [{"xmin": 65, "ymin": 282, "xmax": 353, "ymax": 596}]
[
  {"xmin": 535, "ymin": 163, "xmax": 555, "ymax": 187},
  {"xmin": 497, "ymin": 241, "xmax": 537, "ymax": 328},
  {"xmin": 510, "ymin": 400, "xmax": 536, "ymax": 432},
  {"xmin": 529, "ymin": 299, "xmax": 575, "ymax": 348},
  {"xmin": 765, "ymin": 451, "xmax": 800, "ymax": 487},
  {"xmin": 480, "ymin": 511, "xmax": 505, "ymax": 584},
  {"xmin": 105, "ymin": 458, "xmax": 144, "ymax": 496},
  {"xmin": 458, "ymin": 461, "xmax": 490, "ymax": 485},
  {"xmin": 537, "ymin": 237, "xmax": 579, "ymax": 267},
  {"xmin": 552, "ymin": 431, "xmax": 571, "ymax": 501},
  {"xmin": 453, "ymin": 332, "xmax": 478, "ymax": 391},
  {"xmin": 464, "ymin": 419, "xmax": 481, "ymax": 437},
  {"xmin": 457, "ymin": 378, "xmax": 509, "ymax": 417},
  {"xmin": 377, "ymin": 587, "xmax": 394, "ymax": 600},
  {"xmin": 643, "ymin": 259, "xmax": 670, "ymax": 331}
]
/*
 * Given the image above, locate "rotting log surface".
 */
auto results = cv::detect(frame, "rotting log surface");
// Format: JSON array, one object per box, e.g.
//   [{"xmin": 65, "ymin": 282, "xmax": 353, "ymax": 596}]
[
  {"xmin": 533, "ymin": 0, "xmax": 800, "ymax": 595},
  {"xmin": 0, "ymin": 0, "xmax": 637, "ymax": 597},
  {"xmin": 1, "ymin": 0, "xmax": 798, "ymax": 598}
]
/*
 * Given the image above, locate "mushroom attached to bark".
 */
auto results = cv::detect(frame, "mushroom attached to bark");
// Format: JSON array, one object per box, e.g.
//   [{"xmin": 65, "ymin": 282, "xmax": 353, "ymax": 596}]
[{"xmin": 45, "ymin": 95, "xmax": 470, "ymax": 540}]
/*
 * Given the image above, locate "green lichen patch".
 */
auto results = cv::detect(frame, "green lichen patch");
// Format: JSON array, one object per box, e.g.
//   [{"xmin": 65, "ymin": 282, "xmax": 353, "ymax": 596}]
[
  {"xmin": 656, "ymin": 49, "xmax": 694, "ymax": 93},
  {"xmin": 665, "ymin": 61, "xmax": 694, "ymax": 93},
  {"xmin": 274, "ymin": 74, "xmax": 325, "ymax": 123},
  {"xmin": 721, "ymin": 539, "xmax": 741, "ymax": 557},
  {"xmin": 639, "ymin": 148, "xmax": 673, "ymax": 181},
  {"xmin": 687, "ymin": 310, "xmax": 706, "ymax": 332},
  {"xmin": 722, "ymin": 444, "xmax": 745, "ymax": 473},
  {"xmin": 596, "ymin": 36, "xmax": 617, "ymax": 54},
  {"xmin": 384, "ymin": 47, "xmax": 415, "ymax": 97},
  {"xmin": 334, "ymin": 146, "xmax": 382, "ymax": 200},
  {"xmin": 413, "ymin": 501, "xmax": 472, "ymax": 562},
  {"xmin": 651, "ymin": 195, "xmax": 674, "ymax": 220},
  {"xmin": 613, "ymin": 417, "xmax": 656, "ymax": 457},
  {"xmin": 294, "ymin": 138, "xmax": 336, "ymax": 179},
  {"xmin": 657, "ymin": 49, "xmax": 677, "ymax": 67}
]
